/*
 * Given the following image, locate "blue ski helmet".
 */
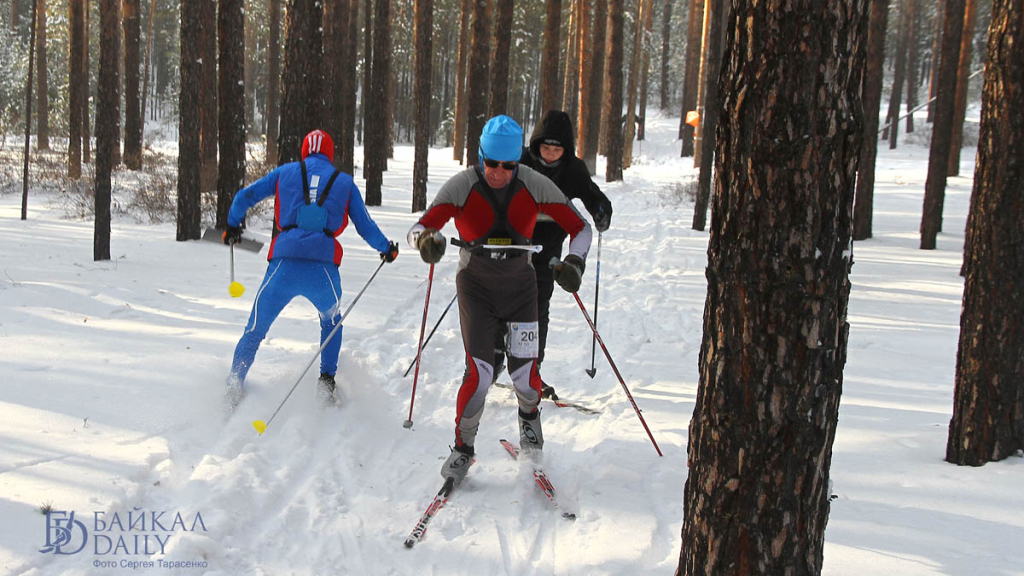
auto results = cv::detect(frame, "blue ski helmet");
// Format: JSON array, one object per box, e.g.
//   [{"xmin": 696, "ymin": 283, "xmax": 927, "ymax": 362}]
[{"xmin": 478, "ymin": 115, "xmax": 524, "ymax": 162}]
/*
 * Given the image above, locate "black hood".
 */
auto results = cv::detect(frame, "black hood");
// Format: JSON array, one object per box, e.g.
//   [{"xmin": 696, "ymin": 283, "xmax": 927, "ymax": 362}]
[{"xmin": 529, "ymin": 110, "xmax": 576, "ymax": 158}]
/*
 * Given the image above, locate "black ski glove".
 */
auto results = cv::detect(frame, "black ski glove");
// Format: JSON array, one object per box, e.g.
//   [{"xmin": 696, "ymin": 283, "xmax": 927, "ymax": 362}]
[
  {"xmin": 223, "ymin": 225, "xmax": 243, "ymax": 245},
  {"xmin": 552, "ymin": 254, "xmax": 585, "ymax": 293},
  {"xmin": 381, "ymin": 240, "xmax": 399, "ymax": 263},
  {"xmin": 593, "ymin": 203, "xmax": 612, "ymax": 233},
  {"xmin": 417, "ymin": 228, "xmax": 446, "ymax": 264}
]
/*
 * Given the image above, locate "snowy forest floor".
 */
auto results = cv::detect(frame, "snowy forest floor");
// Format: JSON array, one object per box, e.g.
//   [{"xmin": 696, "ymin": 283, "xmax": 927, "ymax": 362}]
[{"xmin": 1, "ymin": 111, "xmax": 1022, "ymax": 575}]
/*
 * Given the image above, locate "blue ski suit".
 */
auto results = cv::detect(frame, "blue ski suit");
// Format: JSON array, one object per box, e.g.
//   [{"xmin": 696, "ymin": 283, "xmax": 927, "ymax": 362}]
[{"xmin": 226, "ymin": 152, "xmax": 392, "ymax": 384}]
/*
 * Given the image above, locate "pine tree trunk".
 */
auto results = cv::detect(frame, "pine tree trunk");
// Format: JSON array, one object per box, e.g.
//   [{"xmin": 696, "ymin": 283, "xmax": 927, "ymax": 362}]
[
  {"xmin": 947, "ymin": 0, "xmax": 977, "ymax": 177},
  {"xmin": 68, "ymin": 0, "xmax": 85, "ymax": 178},
  {"xmin": 946, "ymin": 0, "xmax": 1024, "ymax": 466},
  {"xmin": 488, "ymin": 0, "xmax": 513, "ymax": 117},
  {"xmin": 324, "ymin": 0, "xmax": 347, "ymax": 168},
  {"xmin": 364, "ymin": 0, "xmax": 390, "ymax": 204},
  {"xmin": 266, "ymin": 0, "xmax": 281, "ymax": 163},
  {"xmin": 659, "ymin": 0, "xmax": 672, "ymax": 110},
  {"xmin": 361, "ymin": 0, "xmax": 373, "ymax": 157},
  {"xmin": 243, "ymin": 8, "xmax": 255, "ymax": 137},
  {"xmin": 140, "ymin": 0, "xmax": 156, "ymax": 140},
  {"xmin": 690, "ymin": 0, "xmax": 726, "ymax": 231},
  {"xmin": 920, "ymin": 0, "xmax": 965, "ymax": 249},
  {"xmin": 904, "ymin": 0, "xmax": 919, "ymax": 133},
  {"xmin": 123, "ymin": 0, "xmax": 143, "ymax": 169},
  {"xmin": 579, "ymin": 0, "xmax": 607, "ymax": 174},
  {"xmin": 413, "ymin": 0, "xmax": 433, "ymax": 212},
  {"xmin": 199, "ymin": 0, "xmax": 217, "ymax": 190},
  {"xmin": 678, "ymin": 0, "xmax": 703, "ymax": 154},
  {"xmin": 637, "ymin": 0, "xmax": 654, "ymax": 141},
  {"xmin": 341, "ymin": 0, "xmax": 360, "ymax": 174},
  {"xmin": 561, "ymin": 0, "xmax": 582, "ymax": 122},
  {"xmin": 464, "ymin": 0, "xmax": 491, "ymax": 167},
  {"xmin": 883, "ymin": 1, "xmax": 909, "ymax": 147},
  {"xmin": 927, "ymin": 0, "xmax": 943, "ymax": 122},
  {"xmin": 602, "ymin": 0, "xmax": 623, "ymax": 181},
  {"xmin": 679, "ymin": 0, "xmax": 869, "ymax": 570},
  {"xmin": 540, "ymin": 0, "xmax": 562, "ymax": 114},
  {"xmin": 217, "ymin": 0, "xmax": 245, "ymax": 228},
  {"xmin": 21, "ymin": 0, "xmax": 37, "ymax": 221},
  {"xmin": 279, "ymin": 0, "xmax": 324, "ymax": 165},
  {"xmin": 95, "ymin": 0, "xmax": 122, "ymax": 259},
  {"xmin": 452, "ymin": 0, "xmax": 472, "ymax": 163},
  {"xmin": 853, "ymin": 0, "xmax": 891, "ymax": 241},
  {"xmin": 34, "ymin": 0, "xmax": 47, "ymax": 150},
  {"xmin": 622, "ymin": 0, "xmax": 646, "ymax": 168},
  {"xmin": 82, "ymin": 1, "xmax": 91, "ymax": 163},
  {"xmin": 177, "ymin": 0, "xmax": 202, "ymax": 242}
]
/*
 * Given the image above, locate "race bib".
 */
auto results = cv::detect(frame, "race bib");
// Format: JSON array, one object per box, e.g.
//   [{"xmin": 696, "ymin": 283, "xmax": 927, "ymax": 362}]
[{"xmin": 508, "ymin": 321, "xmax": 539, "ymax": 358}]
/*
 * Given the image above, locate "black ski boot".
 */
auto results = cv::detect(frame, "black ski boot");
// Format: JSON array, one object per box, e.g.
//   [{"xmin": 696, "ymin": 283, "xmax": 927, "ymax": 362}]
[
  {"xmin": 317, "ymin": 372, "xmax": 337, "ymax": 405},
  {"xmin": 518, "ymin": 408, "xmax": 544, "ymax": 455},
  {"xmin": 441, "ymin": 444, "xmax": 475, "ymax": 485}
]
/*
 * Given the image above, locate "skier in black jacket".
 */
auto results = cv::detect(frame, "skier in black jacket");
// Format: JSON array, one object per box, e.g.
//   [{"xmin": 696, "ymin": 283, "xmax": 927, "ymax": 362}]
[{"xmin": 494, "ymin": 110, "xmax": 612, "ymax": 400}]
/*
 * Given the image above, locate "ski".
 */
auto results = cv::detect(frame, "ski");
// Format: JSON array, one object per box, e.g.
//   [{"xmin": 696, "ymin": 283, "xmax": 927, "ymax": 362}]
[
  {"xmin": 499, "ymin": 439, "xmax": 576, "ymax": 521},
  {"xmin": 404, "ymin": 477, "xmax": 456, "ymax": 548},
  {"xmin": 492, "ymin": 382, "xmax": 601, "ymax": 415}
]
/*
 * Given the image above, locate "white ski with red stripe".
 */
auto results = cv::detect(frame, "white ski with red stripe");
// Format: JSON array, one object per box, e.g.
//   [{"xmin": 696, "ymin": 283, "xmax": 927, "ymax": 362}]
[{"xmin": 500, "ymin": 439, "xmax": 576, "ymax": 520}]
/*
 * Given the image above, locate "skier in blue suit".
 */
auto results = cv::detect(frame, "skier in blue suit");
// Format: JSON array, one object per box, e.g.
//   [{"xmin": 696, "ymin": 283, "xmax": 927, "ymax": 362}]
[{"xmin": 223, "ymin": 129, "xmax": 399, "ymax": 405}]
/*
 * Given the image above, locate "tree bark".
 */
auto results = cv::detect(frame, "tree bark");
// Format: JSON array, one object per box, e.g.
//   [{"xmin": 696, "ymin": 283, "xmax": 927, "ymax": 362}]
[
  {"xmin": 904, "ymin": 0, "xmax": 919, "ymax": 133},
  {"xmin": 199, "ymin": 0, "xmax": 217, "ymax": 189},
  {"xmin": 602, "ymin": 0, "xmax": 624, "ymax": 181},
  {"xmin": 340, "ymin": 0, "xmax": 360, "ymax": 173},
  {"xmin": 947, "ymin": 0, "xmax": 977, "ymax": 176},
  {"xmin": 678, "ymin": 0, "xmax": 703, "ymax": 154},
  {"xmin": 96, "ymin": 0, "xmax": 122, "ymax": 259},
  {"xmin": 34, "ymin": 0, "xmax": 47, "ymax": 150},
  {"xmin": 265, "ymin": 0, "xmax": 281, "ymax": 163},
  {"xmin": 123, "ymin": 0, "xmax": 143, "ymax": 169},
  {"xmin": 464, "ymin": 0, "xmax": 491, "ymax": 167},
  {"xmin": 659, "ymin": 0, "xmax": 672, "ymax": 110},
  {"xmin": 278, "ymin": 0, "xmax": 324, "ymax": 164},
  {"xmin": 20, "ymin": 0, "xmax": 37, "ymax": 221},
  {"xmin": 690, "ymin": 0, "xmax": 726, "ymax": 231},
  {"xmin": 946, "ymin": 0, "xmax": 1024, "ymax": 466},
  {"xmin": 920, "ymin": 0, "xmax": 965, "ymax": 249},
  {"xmin": 217, "ymin": 0, "xmax": 245, "ymax": 228},
  {"xmin": 561, "ymin": 0, "xmax": 582, "ymax": 122},
  {"xmin": 177, "ymin": 0, "xmax": 202, "ymax": 242},
  {"xmin": 883, "ymin": 0, "xmax": 910, "ymax": 148},
  {"xmin": 68, "ymin": 0, "xmax": 84, "ymax": 178},
  {"xmin": 678, "ymin": 0, "xmax": 868, "ymax": 572},
  {"xmin": 537, "ymin": 0, "xmax": 561, "ymax": 115},
  {"xmin": 853, "ymin": 0, "xmax": 891, "ymax": 241},
  {"xmin": 140, "ymin": 0, "xmax": 156, "ymax": 141},
  {"xmin": 579, "ymin": 0, "xmax": 607, "ymax": 174},
  {"xmin": 361, "ymin": 0, "xmax": 373, "ymax": 149},
  {"xmin": 364, "ymin": 0, "xmax": 390, "ymax": 204},
  {"xmin": 637, "ymin": 0, "xmax": 654, "ymax": 141},
  {"xmin": 413, "ymin": 0, "xmax": 433, "ymax": 212},
  {"xmin": 82, "ymin": 0, "xmax": 91, "ymax": 163},
  {"xmin": 622, "ymin": 0, "xmax": 647, "ymax": 168},
  {"xmin": 452, "ymin": 0, "xmax": 472, "ymax": 163},
  {"xmin": 324, "ymin": 0, "xmax": 348, "ymax": 169},
  {"xmin": 488, "ymin": 0, "xmax": 513, "ymax": 117},
  {"xmin": 927, "ymin": 0, "xmax": 943, "ymax": 122}
]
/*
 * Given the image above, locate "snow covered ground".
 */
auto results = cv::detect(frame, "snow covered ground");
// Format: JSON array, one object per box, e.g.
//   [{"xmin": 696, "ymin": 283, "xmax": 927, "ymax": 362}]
[{"xmin": 1, "ymin": 113, "xmax": 1021, "ymax": 575}]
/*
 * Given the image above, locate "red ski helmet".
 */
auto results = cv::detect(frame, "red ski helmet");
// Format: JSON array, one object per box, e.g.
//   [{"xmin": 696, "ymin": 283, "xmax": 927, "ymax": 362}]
[{"xmin": 301, "ymin": 129, "xmax": 335, "ymax": 162}]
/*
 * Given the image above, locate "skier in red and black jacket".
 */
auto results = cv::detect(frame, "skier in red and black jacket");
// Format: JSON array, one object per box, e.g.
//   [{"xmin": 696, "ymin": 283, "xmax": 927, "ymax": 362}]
[
  {"xmin": 494, "ymin": 109, "xmax": 613, "ymax": 401},
  {"xmin": 407, "ymin": 115, "xmax": 592, "ymax": 485}
]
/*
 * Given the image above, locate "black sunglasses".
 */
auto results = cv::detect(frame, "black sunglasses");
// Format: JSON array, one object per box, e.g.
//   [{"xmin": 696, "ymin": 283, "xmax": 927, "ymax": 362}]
[{"xmin": 483, "ymin": 159, "xmax": 518, "ymax": 170}]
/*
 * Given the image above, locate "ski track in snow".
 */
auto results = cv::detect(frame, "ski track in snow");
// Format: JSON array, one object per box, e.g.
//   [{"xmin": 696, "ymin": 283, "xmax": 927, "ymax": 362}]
[{"xmin": 4, "ymin": 113, "xmax": 1023, "ymax": 575}]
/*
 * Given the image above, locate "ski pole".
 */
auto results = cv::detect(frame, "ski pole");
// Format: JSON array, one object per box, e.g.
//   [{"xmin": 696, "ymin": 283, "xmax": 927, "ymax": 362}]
[
  {"xmin": 585, "ymin": 232, "xmax": 601, "ymax": 377},
  {"xmin": 403, "ymin": 292, "xmax": 458, "ymax": 378},
  {"xmin": 228, "ymin": 242, "xmax": 245, "ymax": 298},
  {"xmin": 573, "ymin": 292, "xmax": 663, "ymax": 456},
  {"xmin": 404, "ymin": 262, "xmax": 435, "ymax": 428},
  {"xmin": 252, "ymin": 259, "xmax": 387, "ymax": 435}
]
